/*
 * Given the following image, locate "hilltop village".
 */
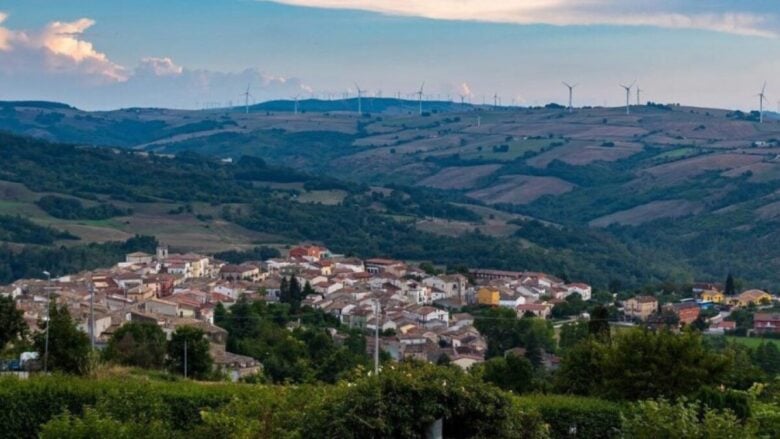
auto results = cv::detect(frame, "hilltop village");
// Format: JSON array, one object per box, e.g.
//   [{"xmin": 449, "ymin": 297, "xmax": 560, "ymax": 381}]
[
  {"xmin": 4, "ymin": 243, "xmax": 779, "ymax": 380},
  {"xmin": 2, "ymin": 244, "xmax": 596, "ymax": 377}
]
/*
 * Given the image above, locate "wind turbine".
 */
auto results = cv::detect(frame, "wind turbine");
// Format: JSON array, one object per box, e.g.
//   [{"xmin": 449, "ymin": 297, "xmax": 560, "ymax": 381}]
[
  {"xmin": 619, "ymin": 81, "xmax": 635, "ymax": 115},
  {"xmin": 493, "ymin": 92, "xmax": 499, "ymax": 109},
  {"xmin": 293, "ymin": 95, "xmax": 300, "ymax": 115},
  {"xmin": 415, "ymin": 82, "xmax": 425, "ymax": 115},
  {"xmin": 636, "ymin": 87, "xmax": 643, "ymax": 106},
  {"xmin": 240, "ymin": 84, "xmax": 253, "ymax": 114},
  {"xmin": 758, "ymin": 82, "xmax": 768, "ymax": 123},
  {"xmin": 562, "ymin": 82, "xmax": 577, "ymax": 112},
  {"xmin": 354, "ymin": 83, "xmax": 365, "ymax": 115}
]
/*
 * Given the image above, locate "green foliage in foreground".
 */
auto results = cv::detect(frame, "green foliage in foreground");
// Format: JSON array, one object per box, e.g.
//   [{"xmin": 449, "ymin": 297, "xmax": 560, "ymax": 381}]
[
  {"xmin": 0, "ymin": 363, "xmax": 564, "ymax": 439},
  {"xmin": 556, "ymin": 329, "xmax": 732, "ymax": 401},
  {"xmin": 3, "ymin": 361, "xmax": 776, "ymax": 439}
]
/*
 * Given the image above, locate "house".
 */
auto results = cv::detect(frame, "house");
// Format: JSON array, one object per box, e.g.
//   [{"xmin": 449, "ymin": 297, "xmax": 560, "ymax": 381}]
[
  {"xmin": 406, "ymin": 306, "xmax": 448, "ymax": 326},
  {"xmin": 288, "ymin": 245, "xmax": 327, "ymax": 261},
  {"xmin": 667, "ymin": 302, "xmax": 700, "ymax": 325},
  {"xmin": 700, "ymin": 289, "xmax": 725, "ymax": 304},
  {"xmin": 477, "ymin": 287, "xmax": 500, "ymax": 306},
  {"xmin": 516, "ymin": 303, "xmax": 551, "ymax": 319},
  {"xmin": 566, "ymin": 283, "xmax": 592, "ymax": 301},
  {"xmin": 210, "ymin": 345, "xmax": 262, "ymax": 382},
  {"xmin": 365, "ymin": 258, "xmax": 406, "ymax": 276},
  {"xmin": 125, "ymin": 252, "xmax": 153, "ymax": 265},
  {"xmin": 624, "ymin": 296, "xmax": 658, "ymax": 321},
  {"xmin": 692, "ymin": 282, "xmax": 722, "ymax": 295},
  {"xmin": 498, "ymin": 290, "xmax": 526, "ymax": 309},
  {"xmin": 754, "ymin": 313, "xmax": 780, "ymax": 335},
  {"xmin": 734, "ymin": 289, "xmax": 773, "ymax": 307},
  {"xmin": 144, "ymin": 298, "xmax": 179, "ymax": 317},
  {"xmin": 707, "ymin": 320, "xmax": 736, "ymax": 335},
  {"xmin": 219, "ymin": 264, "xmax": 262, "ymax": 282}
]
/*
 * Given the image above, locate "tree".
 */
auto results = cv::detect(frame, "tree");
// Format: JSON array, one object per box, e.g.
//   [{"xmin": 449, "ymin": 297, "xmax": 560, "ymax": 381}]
[
  {"xmin": 622, "ymin": 398, "xmax": 756, "ymax": 439},
  {"xmin": 588, "ymin": 305, "xmax": 611, "ymax": 340},
  {"xmin": 0, "ymin": 295, "xmax": 26, "ymax": 350},
  {"xmin": 479, "ymin": 353, "xmax": 534, "ymax": 394},
  {"xmin": 754, "ymin": 342, "xmax": 780, "ymax": 375},
  {"xmin": 725, "ymin": 273, "xmax": 736, "ymax": 296},
  {"xmin": 302, "ymin": 281, "xmax": 315, "ymax": 298},
  {"xmin": 104, "ymin": 322, "xmax": 167, "ymax": 369},
  {"xmin": 556, "ymin": 329, "xmax": 731, "ymax": 400},
  {"xmin": 33, "ymin": 304, "xmax": 91, "ymax": 375},
  {"xmin": 558, "ymin": 322, "xmax": 589, "ymax": 352},
  {"xmin": 167, "ymin": 326, "xmax": 212, "ymax": 379}
]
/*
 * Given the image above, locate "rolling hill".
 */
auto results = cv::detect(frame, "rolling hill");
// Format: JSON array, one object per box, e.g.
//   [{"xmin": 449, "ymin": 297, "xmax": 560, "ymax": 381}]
[{"xmin": 2, "ymin": 99, "xmax": 780, "ymax": 288}]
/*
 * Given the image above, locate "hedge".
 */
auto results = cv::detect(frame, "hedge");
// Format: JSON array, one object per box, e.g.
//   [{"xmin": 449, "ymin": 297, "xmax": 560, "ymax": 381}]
[{"xmin": 516, "ymin": 395, "xmax": 624, "ymax": 438}]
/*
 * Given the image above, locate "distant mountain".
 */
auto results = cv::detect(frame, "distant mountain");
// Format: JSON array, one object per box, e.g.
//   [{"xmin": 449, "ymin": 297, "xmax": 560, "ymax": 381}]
[{"xmin": 251, "ymin": 97, "xmax": 476, "ymax": 114}]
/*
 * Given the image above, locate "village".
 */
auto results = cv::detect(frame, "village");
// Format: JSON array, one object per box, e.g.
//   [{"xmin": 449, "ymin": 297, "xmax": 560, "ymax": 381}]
[{"xmin": 2, "ymin": 243, "xmax": 778, "ymax": 380}]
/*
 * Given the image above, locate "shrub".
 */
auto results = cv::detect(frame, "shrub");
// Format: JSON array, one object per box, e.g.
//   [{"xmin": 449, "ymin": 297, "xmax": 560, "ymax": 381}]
[{"xmin": 515, "ymin": 395, "xmax": 623, "ymax": 438}]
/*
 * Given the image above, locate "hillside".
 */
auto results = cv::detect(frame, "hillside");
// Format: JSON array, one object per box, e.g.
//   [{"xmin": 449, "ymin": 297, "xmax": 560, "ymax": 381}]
[
  {"xmin": 3, "ymin": 100, "xmax": 780, "ymax": 287},
  {"xmin": 0, "ymin": 132, "xmax": 672, "ymax": 287}
]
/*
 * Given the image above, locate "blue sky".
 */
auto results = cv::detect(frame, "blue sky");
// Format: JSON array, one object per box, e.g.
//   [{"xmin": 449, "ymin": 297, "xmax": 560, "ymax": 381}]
[{"xmin": 1, "ymin": 0, "xmax": 779, "ymax": 110}]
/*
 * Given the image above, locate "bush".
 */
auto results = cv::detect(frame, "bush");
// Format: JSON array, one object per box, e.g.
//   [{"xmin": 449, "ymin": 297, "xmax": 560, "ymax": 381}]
[
  {"xmin": 515, "ymin": 395, "xmax": 623, "ymax": 438},
  {"xmin": 621, "ymin": 398, "xmax": 756, "ymax": 439}
]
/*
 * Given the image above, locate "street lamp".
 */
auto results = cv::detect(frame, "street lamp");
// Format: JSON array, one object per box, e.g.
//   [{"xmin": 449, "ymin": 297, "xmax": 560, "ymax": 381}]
[{"xmin": 42, "ymin": 270, "xmax": 51, "ymax": 373}]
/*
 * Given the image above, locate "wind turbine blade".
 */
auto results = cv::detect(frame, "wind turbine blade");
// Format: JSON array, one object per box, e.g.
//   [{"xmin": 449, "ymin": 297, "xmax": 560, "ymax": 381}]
[{"xmin": 762, "ymin": 82, "xmax": 767, "ymax": 95}]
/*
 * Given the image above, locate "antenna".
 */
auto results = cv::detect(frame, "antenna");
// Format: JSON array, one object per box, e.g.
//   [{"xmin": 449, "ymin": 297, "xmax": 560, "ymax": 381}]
[
  {"xmin": 619, "ymin": 81, "xmax": 635, "ymax": 115},
  {"xmin": 758, "ymin": 82, "xmax": 768, "ymax": 124},
  {"xmin": 562, "ymin": 82, "xmax": 577, "ymax": 113},
  {"xmin": 416, "ymin": 82, "xmax": 425, "ymax": 115}
]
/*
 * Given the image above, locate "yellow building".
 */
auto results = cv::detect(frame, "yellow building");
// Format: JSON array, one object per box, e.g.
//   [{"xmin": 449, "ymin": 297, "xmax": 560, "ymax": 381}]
[
  {"xmin": 734, "ymin": 289, "xmax": 772, "ymax": 307},
  {"xmin": 477, "ymin": 287, "xmax": 500, "ymax": 306},
  {"xmin": 700, "ymin": 289, "xmax": 725, "ymax": 304}
]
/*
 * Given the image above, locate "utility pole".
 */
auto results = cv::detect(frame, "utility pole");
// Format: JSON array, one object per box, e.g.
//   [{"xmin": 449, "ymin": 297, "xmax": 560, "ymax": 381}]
[
  {"xmin": 88, "ymin": 282, "xmax": 95, "ymax": 349},
  {"xmin": 373, "ymin": 299, "xmax": 380, "ymax": 375},
  {"xmin": 184, "ymin": 339, "xmax": 188, "ymax": 379},
  {"xmin": 42, "ymin": 270, "xmax": 51, "ymax": 373}
]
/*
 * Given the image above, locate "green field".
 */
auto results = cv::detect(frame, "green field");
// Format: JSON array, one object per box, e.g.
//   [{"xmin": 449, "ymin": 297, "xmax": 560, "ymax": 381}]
[{"xmin": 724, "ymin": 336, "xmax": 780, "ymax": 348}]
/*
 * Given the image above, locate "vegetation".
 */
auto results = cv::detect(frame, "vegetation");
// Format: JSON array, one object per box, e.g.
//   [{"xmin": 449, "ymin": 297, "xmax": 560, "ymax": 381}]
[
  {"xmin": 0, "ymin": 235, "xmax": 157, "ymax": 284},
  {"xmin": 104, "ymin": 322, "xmax": 167, "ymax": 369},
  {"xmin": 215, "ymin": 297, "xmax": 368, "ymax": 384},
  {"xmin": 0, "ymin": 214, "xmax": 76, "ymax": 245},
  {"xmin": 555, "ymin": 329, "xmax": 731, "ymax": 400},
  {"xmin": 167, "ymin": 326, "xmax": 213, "ymax": 380},
  {"xmin": 33, "ymin": 304, "xmax": 91, "ymax": 375},
  {"xmin": 0, "ymin": 295, "xmax": 26, "ymax": 351},
  {"xmin": 36, "ymin": 195, "xmax": 131, "ymax": 220}
]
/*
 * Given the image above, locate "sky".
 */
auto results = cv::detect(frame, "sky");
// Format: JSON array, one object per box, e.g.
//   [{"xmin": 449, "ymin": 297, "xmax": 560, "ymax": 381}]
[{"xmin": 1, "ymin": 0, "xmax": 780, "ymax": 110}]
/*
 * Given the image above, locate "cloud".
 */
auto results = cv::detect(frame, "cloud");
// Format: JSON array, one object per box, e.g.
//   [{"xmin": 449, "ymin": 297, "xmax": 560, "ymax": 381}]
[
  {"xmin": 0, "ymin": 14, "xmax": 312, "ymax": 109},
  {"xmin": 136, "ymin": 57, "xmax": 184, "ymax": 77},
  {"xmin": 264, "ymin": 0, "xmax": 779, "ymax": 38},
  {"xmin": 0, "ymin": 13, "xmax": 127, "ymax": 82},
  {"xmin": 0, "ymin": 12, "xmax": 11, "ymax": 50}
]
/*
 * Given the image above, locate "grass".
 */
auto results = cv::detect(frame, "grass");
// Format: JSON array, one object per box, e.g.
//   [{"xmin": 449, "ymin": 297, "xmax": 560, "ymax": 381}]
[
  {"xmin": 725, "ymin": 336, "xmax": 780, "ymax": 348},
  {"xmin": 651, "ymin": 147, "xmax": 699, "ymax": 162}
]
